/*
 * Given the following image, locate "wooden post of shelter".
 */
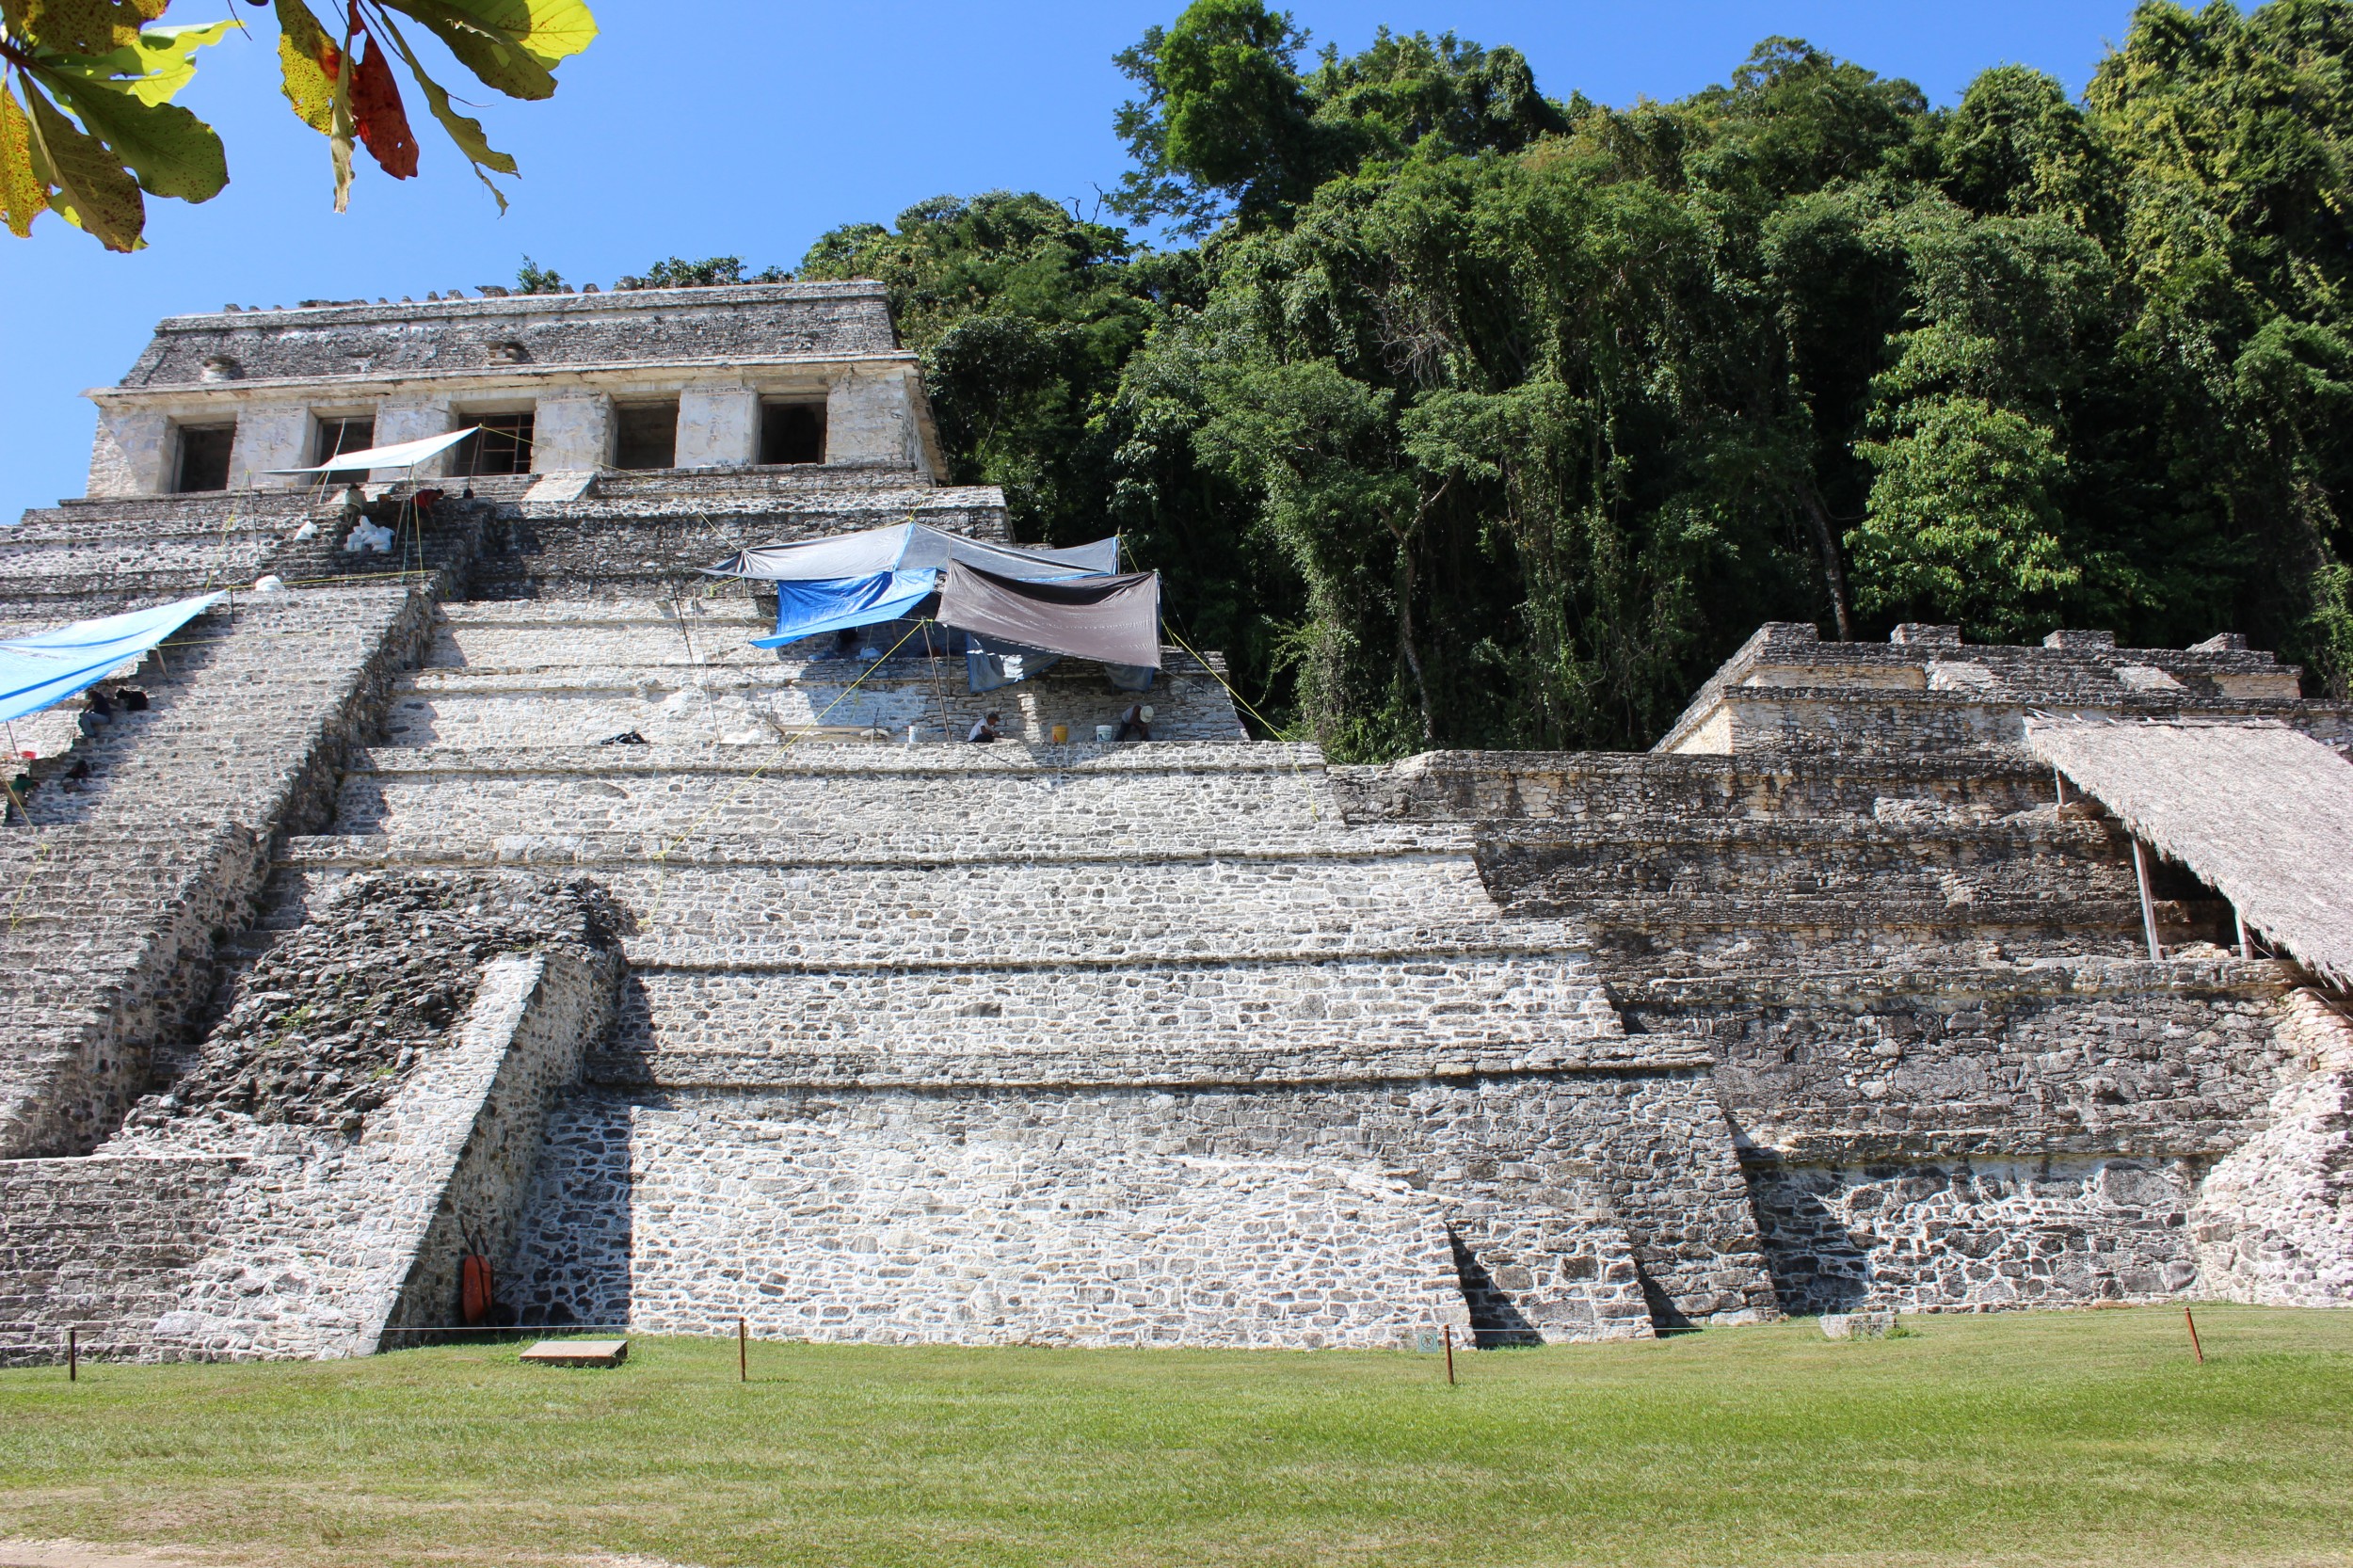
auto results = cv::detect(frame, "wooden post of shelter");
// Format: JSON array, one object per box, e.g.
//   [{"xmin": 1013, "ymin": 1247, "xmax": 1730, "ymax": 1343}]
[{"xmin": 2132, "ymin": 839, "xmax": 2164, "ymax": 962}]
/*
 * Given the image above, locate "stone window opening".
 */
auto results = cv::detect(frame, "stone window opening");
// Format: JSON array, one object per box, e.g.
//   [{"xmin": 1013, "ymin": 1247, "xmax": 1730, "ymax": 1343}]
[
  {"xmin": 313, "ymin": 415, "xmax": 376, "ymax": 484},
  {"xmin": 172, "ymin": 424, "xmax": 235, "ymax": 492},
  {"xmin": 457, "ymin": 412, "xmax": 535, "ymax": 476},
  {"xmin": 759, "ymin": 400, "xmax": 824, "ymax": 465},
  {"xmin": 614, "ymin": 401, "xmax": 679, "ymax": 470}
]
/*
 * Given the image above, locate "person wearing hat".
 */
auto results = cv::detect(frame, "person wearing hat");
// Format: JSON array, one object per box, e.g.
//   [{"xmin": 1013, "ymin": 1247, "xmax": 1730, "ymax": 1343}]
[{"xmin": 1115, "ymin": 701, "xmax": 1155, "ymax": 743}]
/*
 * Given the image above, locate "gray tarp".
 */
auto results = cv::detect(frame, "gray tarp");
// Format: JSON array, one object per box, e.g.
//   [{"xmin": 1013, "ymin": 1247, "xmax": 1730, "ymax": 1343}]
[
  {"xmin": 701, "ymin": 522, "xmax": 1119, "ymax": 583},
  {"xmin": 937, "ymin": 561, "xmax": 1162, "ymax": 670}
]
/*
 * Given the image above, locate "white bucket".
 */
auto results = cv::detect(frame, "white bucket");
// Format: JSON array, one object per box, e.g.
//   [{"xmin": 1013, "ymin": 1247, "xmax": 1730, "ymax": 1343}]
[{"xmin": 1095, "ymin": 725, "xmax": 1117, "ymax": 743}]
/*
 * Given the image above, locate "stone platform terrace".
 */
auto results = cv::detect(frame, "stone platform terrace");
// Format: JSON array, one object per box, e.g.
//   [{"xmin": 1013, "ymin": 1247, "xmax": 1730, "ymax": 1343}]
[{"xmin": 245, "ymin": 596, "xmax": 1775, "ymax": 1347}]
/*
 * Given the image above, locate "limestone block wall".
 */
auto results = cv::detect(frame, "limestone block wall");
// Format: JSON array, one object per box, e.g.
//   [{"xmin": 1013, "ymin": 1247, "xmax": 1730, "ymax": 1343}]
[
  {"xmin": 1338, "ymin": 746, "xmax": 2344, "ymax": 1314},
  {"xmin": 506, "ymin": 1071, "xmax": 1757, "ymax": 1348},
  {"xmin": 0, "ymin": 1154, "xmax": 245, "ymax": 1364},
  {"xmin": 513, "ymin": 1091, "xmax": 1481, "ymax": 1348},
  {"xmin": 2191, "ymin": 990, "xmax": 2353, "ymax": 1306},
  {"xmin": 459, "ymin": 489, "xmax": 1009, "ymax": 599},
  {"xmin": 1749, "ymin": 1155, "xmax": 2208, "ymax": 1314}
]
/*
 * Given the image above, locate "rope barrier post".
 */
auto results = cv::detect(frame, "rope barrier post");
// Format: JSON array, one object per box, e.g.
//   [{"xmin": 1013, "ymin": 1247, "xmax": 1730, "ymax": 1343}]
[
  {"xmin": 1443, "ymin": 1323, "xmax": 1454, "ymax": 1385},
  {"xmin": 67, "ymin": 1327, "xmax": 75, "ymax": 1383},
  {"xmin": 738, "ymin": 1317, "xmax": 747, "ymax": 1384},
  {"xmin": 2185, "ymin": 1306, "xmax": 2204, "ymax": 1365}
]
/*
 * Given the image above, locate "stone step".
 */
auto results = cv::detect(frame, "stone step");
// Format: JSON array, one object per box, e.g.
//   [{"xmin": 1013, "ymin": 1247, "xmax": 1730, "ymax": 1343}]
[
  {"xmin": 378, "ymin": 658, "xmax": 1246, "ymax": 748},
  {"xmin": 330, "ymin": 745, "xmax": 1348, "ymax": 847},
  {"xmin": 600, "ymin": 952, "xmax": 1653, "ymax": 1089},
  {"xmin": 1333, "ymin": 751, "xmax": 2059, "ymax": 826}
]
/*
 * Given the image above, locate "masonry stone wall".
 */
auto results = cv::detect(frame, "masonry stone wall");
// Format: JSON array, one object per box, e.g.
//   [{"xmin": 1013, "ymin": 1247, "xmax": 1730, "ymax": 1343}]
[
  {"xmin": 505, "ymin": 1068, "xmax": 1764, "ymax": 1348},
  {"xmin": 1339, "ymin": 729, "xmax": 2350, "ymax": 1315},
  {"xmin": 2191, "ymin": 990, "xmax": 2353, "ymax": 1307},
  {"xmin": 1, "ymin": 871, "xmax": 619, "ymax": 1361}
]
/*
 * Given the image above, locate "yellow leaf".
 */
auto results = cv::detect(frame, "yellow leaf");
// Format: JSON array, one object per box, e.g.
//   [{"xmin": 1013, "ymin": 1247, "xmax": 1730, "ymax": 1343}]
[
  {"xmin": 273, "ymin": 0, "xmax": 337, "ymax": 135},
  {"xmin": 4, "ymin": 0, "xmax": 152, "ymax": 55},
  {"xmin": 0, "ymin": 84, "xmax": 50, "ymax": 237}
]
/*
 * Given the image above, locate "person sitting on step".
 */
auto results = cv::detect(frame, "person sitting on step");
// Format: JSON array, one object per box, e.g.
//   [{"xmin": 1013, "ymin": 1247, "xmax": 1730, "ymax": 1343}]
[{"xmin": 967, "ymin": 711, "xmax": 1001, "ymax": 744}]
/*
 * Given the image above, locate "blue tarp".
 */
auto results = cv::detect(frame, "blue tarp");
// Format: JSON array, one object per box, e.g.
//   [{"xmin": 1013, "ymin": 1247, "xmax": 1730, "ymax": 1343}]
[
  {"xmin": 0, "ymin": 593, "xmax": 224, "ymax": 724},
  {"xmin": 750, "ymin": 569, "xmax": 940, "ymax": 649}
]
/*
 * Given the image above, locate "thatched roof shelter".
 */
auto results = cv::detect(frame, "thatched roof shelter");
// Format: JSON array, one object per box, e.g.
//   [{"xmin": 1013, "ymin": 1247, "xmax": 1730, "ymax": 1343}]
[{"xmin": 2025, "ymin": 717, "xmax": 2353, "ymax": 987}]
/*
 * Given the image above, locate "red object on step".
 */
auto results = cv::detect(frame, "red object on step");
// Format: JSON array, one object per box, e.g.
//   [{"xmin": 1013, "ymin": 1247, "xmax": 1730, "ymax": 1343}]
[{"xmin": 460, "ymin": 1255, "xmax": 495, "ymax": 1326}]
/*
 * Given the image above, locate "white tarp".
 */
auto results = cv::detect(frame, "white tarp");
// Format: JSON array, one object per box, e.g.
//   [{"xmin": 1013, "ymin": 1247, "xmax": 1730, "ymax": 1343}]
[{"xmin": 266, "ymin": 426, "xmax": 479, "ymax": 474}]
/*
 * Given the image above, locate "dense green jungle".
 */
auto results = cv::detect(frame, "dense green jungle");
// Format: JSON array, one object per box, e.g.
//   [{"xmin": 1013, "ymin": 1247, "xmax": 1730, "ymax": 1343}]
[{"xmin": 636, "ymin": 0, "xmax": 2353, "ymax": 759}]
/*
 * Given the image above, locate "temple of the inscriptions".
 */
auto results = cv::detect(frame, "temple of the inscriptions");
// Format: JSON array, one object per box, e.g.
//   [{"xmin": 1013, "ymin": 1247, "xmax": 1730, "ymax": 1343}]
[{"xmin": 1, "ymin": 281, "xmax": 2347, "ymax": 1363}]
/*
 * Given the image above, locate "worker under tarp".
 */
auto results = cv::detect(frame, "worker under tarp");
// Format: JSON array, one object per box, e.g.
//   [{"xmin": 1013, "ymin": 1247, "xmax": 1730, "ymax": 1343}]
[
  {"xmin": 0, "ymin": 592, "xmax": 223, "ymax": 723},
  {"xmin": 937, "ymin": 562, "xmax": 1161, "ymax": 693},
  {"xmin": 701, "ymin": 521, "xmax": 1118, "ymax": 584}
]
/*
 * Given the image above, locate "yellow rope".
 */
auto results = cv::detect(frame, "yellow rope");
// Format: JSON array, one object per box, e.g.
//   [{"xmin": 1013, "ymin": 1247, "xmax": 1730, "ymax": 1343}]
[
  {"xmin": 4, "ymin": 835, "xmax": 55, "ymax": 934},
  {"xmin": 1157, "ymin": 616, "xmax": 1322, "ymax": 821}
]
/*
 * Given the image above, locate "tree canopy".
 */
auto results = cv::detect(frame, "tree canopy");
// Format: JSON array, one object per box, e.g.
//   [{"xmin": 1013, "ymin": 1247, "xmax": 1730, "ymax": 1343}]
[{"xmin": 786, "ymin": 0, "xmax": 2353, "ymax": 758}]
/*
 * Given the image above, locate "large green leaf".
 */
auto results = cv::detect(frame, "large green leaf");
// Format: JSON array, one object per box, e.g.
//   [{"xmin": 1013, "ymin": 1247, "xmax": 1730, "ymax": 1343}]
[
  {"xmin": 379, "ymin": 0, "xmax": 598, "ymax": 101},
  {"xmin": 18, "ymin": 77, "xmax": 141, "ymax": 249},
  {"xmin": 272, "ymin": 0, "xmax": 338, "ymax": 134},
  {"xmin": 39, "ymin": 67, "xmax": 226, "ymax": 200},
  {"xmin": 371, "ymin": 1, "xmax": 516, "ymax": 210},
  {"xmin": 57, "ymin": 19, "xmax": 239, "ymax": 107},
  {"xmin": 0, "ymin": 85, "xmax": 50, "ymax": 237},
  {"xmin": 379, "ymin": 0, "xmax": 552, "ymax": 100}
]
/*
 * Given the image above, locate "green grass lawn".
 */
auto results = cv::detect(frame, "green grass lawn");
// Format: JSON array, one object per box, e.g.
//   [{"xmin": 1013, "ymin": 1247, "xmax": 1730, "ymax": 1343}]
[{"xmin": 3, "ymin": 1305, "xmax": 2349, "ymax": 1568}]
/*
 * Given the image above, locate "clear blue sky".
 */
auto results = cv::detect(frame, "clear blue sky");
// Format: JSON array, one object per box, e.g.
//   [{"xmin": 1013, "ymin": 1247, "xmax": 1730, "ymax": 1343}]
[{"xmin": 0, "ymin": 0, "xmax": 2169, "ymax": 523}]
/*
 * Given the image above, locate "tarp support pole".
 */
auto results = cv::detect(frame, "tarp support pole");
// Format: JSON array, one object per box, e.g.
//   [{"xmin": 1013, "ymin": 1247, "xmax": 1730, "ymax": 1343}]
[
  {"xmin": 2053, "ymin": 766, "xmax": 2068, "ymax": 808},
  {"xmin": 2236, "ymin": 908, "xmax": 2254, "ymax": 961},
  {"xmin": 2132, "ymin": 838, "xmax": 2164, "ymax": 962}
]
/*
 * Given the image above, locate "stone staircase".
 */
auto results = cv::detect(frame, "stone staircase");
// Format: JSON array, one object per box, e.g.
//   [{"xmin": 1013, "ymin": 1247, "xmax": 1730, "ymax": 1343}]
[{"xmin": 272, "ymin": 598, "xmax": 1778, "ymax": 1346}]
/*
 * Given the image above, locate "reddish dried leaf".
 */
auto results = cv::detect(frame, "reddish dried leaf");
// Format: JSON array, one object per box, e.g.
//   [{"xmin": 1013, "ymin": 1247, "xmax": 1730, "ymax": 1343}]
[{"xmin": 349, "ymin": 27, "xmax": 418, "ymax": 179}]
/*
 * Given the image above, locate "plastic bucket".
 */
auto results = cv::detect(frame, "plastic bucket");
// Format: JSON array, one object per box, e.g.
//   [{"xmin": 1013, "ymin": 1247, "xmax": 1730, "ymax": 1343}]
[
  {"xmin": 1096, "ymin": 725, "xmax": 1117, "ymax": 743},
  {"xmin": 1051, "ymin": 724, "xmax": 1069, "ymax": 744}
]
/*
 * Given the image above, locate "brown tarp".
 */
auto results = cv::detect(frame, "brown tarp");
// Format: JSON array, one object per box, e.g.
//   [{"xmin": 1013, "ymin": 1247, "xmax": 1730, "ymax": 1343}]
[{"xmin": 937, "ymin": 561, "xmax": 1162, "ymax": 670}]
